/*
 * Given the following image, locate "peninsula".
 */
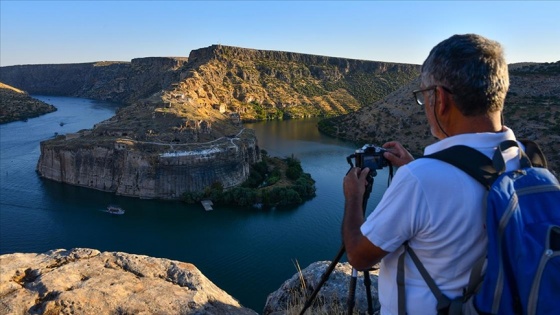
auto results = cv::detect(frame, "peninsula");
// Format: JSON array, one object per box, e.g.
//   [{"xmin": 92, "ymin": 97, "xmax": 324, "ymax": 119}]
[{"xmin": 0, "ymin": 82, "xmax": 56, "ymax": 124}]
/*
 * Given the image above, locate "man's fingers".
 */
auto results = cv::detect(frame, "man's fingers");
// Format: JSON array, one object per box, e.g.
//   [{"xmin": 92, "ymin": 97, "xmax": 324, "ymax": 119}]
[{"xmin": 359, "ymin": 167, "xmax": 371, "ymax": 181}]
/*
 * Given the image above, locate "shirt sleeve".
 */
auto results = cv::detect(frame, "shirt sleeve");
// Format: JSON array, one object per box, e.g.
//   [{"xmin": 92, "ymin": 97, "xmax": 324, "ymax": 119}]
[{"xmin": 360, "ymin": 165, "xmax": 429, "ymax": 252}]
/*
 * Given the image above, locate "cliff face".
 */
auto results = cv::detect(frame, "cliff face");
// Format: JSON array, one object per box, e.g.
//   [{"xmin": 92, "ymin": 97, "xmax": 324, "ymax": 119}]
[
  {"xmin": 0, "ymin": 248, "xmax": 257, "ymax": 315},
  {"xmin": 0, "ymin": 57, "xmax": 188, "ymax": 103},
  {"xmin": 177, "ymin": 45, "xmax": 420, "ymax": 120},
  {"xmin": 37, "ymin": 128, "xmax": 259, "ymax": 199}
]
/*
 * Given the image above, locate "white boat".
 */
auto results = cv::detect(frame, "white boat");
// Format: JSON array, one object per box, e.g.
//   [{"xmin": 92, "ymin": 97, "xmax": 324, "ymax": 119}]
[{"xmin": 105, "ymin": 205, "xmax": 125, "ymax": 215}]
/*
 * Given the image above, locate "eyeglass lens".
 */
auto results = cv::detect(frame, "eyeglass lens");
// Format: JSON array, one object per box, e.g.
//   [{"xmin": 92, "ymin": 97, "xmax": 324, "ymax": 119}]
[{"xmin": 416, "ymin": 91, "xmax": 426, "ymax": 105}]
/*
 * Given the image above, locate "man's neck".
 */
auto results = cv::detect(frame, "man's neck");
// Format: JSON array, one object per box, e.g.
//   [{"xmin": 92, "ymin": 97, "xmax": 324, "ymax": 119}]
[{"xmin": 447, "ymin": 112, "xmax": 503, "ymax": 136}]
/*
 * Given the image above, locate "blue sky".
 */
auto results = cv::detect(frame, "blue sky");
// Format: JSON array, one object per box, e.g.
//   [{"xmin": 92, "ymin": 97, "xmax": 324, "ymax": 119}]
[{"xmin": 1, "ymin": 1, "xmax": 559, "ymax": 66}]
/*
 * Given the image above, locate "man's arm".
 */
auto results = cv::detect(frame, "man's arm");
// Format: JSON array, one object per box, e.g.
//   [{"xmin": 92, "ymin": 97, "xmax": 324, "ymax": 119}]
[{"xmin": 342, "ymin": 167, "xmax": 389, "ymax": 270}]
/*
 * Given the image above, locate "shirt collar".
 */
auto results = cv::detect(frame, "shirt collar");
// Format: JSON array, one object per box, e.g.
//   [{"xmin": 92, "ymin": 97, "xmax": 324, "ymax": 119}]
[{"xmin": 424, "ymin": 126, "xmax": 517, "ymax": 156}]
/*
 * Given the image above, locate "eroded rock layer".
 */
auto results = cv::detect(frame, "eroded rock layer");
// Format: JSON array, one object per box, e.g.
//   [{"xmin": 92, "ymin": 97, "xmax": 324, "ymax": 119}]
[{"xmin": 0, "ymin": 248, "xmax": 257, "ymax": 315}]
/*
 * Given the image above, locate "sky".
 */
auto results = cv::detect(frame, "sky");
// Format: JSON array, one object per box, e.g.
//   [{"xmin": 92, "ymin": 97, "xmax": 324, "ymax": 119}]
[{"xmin": 1, "ymin": 1, "xmax": 559, "ymax": 67}]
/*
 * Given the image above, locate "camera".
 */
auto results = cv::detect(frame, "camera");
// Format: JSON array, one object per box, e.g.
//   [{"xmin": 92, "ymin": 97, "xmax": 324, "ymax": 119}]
[{"xmin": 353, "ymin": 144, "xmax": 389, "ymax": 170}]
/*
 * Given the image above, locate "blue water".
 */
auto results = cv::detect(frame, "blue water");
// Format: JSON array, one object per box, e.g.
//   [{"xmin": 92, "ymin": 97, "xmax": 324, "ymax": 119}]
[{"xmin": 0, "ymin": 96, "xmax": 389, "ymax": 312}]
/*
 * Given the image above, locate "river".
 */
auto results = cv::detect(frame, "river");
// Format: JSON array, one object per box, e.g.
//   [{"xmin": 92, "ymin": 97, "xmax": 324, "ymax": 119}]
[{"xmin": 0, "ymin": 96, "xmax": 390, "ymax": 312}]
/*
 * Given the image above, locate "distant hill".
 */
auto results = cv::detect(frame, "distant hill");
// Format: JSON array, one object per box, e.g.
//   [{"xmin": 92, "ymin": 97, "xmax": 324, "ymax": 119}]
[
  {"xmin": 0, "ymin": 82, "xmax": 56, "ymax": 124},
  {"xmin": 318, "ymin": 61, "xmax": 560, "ymax": 177}
]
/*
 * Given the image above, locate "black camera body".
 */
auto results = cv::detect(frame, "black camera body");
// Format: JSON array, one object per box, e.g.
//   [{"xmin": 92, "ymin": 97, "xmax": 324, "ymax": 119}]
[{"xmin": 354, "ymin": 144, "xmax": 389, "ymax": 170}]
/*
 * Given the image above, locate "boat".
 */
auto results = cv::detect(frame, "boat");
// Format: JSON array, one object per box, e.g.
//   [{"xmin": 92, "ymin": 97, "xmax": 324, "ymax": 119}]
[{"xmin": 105, "ymin": 205, "xmax": 125, "ymax": 215}]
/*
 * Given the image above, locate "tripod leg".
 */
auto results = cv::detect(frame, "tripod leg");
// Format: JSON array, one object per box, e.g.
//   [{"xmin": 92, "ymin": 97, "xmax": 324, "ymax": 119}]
[
  {"xmin": 299, "ymin": 244, "xmax": 345, "ymax": 315},
  {"xmin": 347, "ymin": 268, "xmax": 357, "ymax": 315},
  {"xmin": 364, "ymin": 270, "xmax": 374, "ymax": 315}
]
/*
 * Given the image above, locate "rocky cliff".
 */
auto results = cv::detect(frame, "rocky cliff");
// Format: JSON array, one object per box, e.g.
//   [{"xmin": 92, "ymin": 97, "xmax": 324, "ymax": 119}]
[
  {"xmin": 176, "ymin": 45, "xmax": 420, "ymax": 120},
  {"xmin": 0, "ymin": 248, "xmax": 257, "ymax": 315},
  {"xmin": 0, "ymin": 58, "xmax": 188, "ymax": 103},
  {"xmin": 0, "ymin": 82, "xmax": 56, "ymax": 124},
  {"xmin": 36, "ymin": 127, "xmax": 259, "ymax": 199}
]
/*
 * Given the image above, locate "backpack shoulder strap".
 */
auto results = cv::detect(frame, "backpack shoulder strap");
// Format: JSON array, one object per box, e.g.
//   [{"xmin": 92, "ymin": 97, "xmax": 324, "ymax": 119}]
[
  {"xmin": 519, "ymin": 138, "xmax": 548, "ymax": 168},
  {"xmin": 423, "ymin": 145, "xmax": 497, "ymax": 189},
  {"xmin": 397, "ymin": 242, "xmax": 464, "ymax": 315}
]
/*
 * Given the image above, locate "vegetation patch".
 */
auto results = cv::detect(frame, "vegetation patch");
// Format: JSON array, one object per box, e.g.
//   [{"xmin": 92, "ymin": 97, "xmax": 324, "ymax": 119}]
[{"xmin": 182, "ymin": 150, "xmax": 316, "ymax": 209}]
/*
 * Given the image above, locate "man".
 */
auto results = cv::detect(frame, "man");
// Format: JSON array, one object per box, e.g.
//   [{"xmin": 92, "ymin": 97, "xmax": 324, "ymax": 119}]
[{"xmin": 342, "ymin": 34, "xmax": 520, "ymax": 314}]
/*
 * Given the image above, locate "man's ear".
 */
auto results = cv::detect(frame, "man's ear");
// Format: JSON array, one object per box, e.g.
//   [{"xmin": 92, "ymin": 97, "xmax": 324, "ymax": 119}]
[{"xmin": 436, "ymin": 86, "xmax": 452, "ymax": 116}]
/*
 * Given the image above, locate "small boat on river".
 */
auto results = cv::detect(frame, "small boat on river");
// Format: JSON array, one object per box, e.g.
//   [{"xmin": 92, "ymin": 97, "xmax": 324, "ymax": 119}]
[{"xmin": 104, "ymin": 205, "xmax": 125, "ymax": 215}]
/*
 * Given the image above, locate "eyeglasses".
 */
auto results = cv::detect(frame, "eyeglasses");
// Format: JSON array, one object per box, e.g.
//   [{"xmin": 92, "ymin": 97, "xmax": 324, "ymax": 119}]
[{"xmin": 412, "ymin": 85, "xmax": 453, "ymax": 106}]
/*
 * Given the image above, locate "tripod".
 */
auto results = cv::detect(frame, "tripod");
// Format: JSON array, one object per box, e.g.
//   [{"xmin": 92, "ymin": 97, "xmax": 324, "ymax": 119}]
[{"xmin": 299, "ymin": 166, "xmax": 376, "ymax": 315}]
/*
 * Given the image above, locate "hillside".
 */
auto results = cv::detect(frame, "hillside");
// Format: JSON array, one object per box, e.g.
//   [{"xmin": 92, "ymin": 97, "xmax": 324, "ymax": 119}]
[
  {"xmin": 170, "ymin": 45, "xmax": 420, "ymax": 121},
  {"xmin": 0, "ymin": 45, "xmax": 420, "ymax": 123},
  {"xmin": 318, "ymin": 61, "xmax": 560, "ymax": 177},
  {"xmin": 0, "ymin": 82, "xmax": 56, "ymax": 124}
]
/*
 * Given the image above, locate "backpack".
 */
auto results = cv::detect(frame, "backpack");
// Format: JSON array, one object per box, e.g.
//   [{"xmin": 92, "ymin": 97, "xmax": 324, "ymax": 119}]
[{"xmin": 397, "ymin": 139, "xmax": 560, "ymax": 315}]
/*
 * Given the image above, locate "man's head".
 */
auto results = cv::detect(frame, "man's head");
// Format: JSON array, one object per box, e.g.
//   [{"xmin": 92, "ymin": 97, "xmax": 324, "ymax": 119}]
[{"xmin": 420, "ymin": 34, "xmax": 509, "ymax": 117}]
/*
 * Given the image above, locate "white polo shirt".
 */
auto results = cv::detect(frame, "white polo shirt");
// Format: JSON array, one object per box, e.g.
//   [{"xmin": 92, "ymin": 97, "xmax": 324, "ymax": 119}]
[{"xmin": 360, "ymin": 127, "xmax": 520, "ymax": 315}]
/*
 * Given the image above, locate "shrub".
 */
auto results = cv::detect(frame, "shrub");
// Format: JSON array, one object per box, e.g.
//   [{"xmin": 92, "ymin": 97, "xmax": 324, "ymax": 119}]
[{"xmin": 285, "ymin": 156, "xmax": 303, "ymax": 180}]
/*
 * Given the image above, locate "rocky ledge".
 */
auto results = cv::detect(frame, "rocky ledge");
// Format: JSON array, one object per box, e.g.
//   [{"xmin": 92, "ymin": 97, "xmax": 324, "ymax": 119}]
[
  {"xmin": 0, "ymin": 248, "xmax": 257, "ymax": 315},
  {"xmin": 0, "ymin": 249, "xmax": 380, "ymax": 315}
]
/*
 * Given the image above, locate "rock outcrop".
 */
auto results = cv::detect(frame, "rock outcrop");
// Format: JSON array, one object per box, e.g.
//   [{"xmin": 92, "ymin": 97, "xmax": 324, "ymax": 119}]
[
  {"xmin": 263, "ymin": 261, "xmax": 380, "ymax": 315},
  {"xmin": 0, "ymin": 248, "xmax": 257, "ymax": 315},
  {"xmin": 0, "ymin": 82, "xmax": 56, "ymax": 124}
]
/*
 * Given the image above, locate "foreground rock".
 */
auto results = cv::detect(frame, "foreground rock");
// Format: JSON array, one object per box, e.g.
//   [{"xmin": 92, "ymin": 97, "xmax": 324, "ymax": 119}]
[
  {"xmin": 0, "ymin": 82, "xmax": 56, "ymax": 124},
  {"xmin": 264, "ymin": 261, "xmax": 380, "ymax": 315},
  {"xmin": 0, "ymin": 248, "xmax": 257, "ymax": 315}
]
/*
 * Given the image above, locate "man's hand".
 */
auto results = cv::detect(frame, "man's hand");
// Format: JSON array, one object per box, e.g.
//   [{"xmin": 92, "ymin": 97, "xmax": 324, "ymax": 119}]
[
  {"xmin": 342, "ymin": 166, "xmax": 388, "ymax": 270},
  {"xmin": 343, "ymin": 167, "xmax": 370, "ymax": 201},
  {"xmin": 382, "ymin": 141, "xmax": 414, "ymax": 167}
]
